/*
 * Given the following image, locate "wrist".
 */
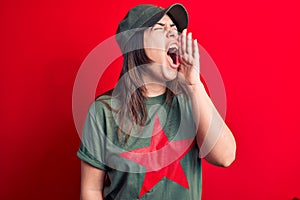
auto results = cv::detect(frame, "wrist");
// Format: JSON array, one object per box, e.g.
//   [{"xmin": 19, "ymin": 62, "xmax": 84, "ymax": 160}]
[
  {"xmin": 187, "ymin": 78, "xmax": 202, "ymax": 86},
  {"xmin": 188, "ymin": 81, "xmax": 202, "ymax": 85},
  {"xmin": 187, "ymin": 81, "xmax": 205, "ymax": 93},
  {"xmin": 186, "ymin": 72, "xmax": 201, "ymax": 86}
]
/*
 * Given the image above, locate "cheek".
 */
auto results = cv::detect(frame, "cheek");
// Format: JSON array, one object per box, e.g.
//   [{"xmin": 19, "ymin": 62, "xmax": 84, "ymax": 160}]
[
  {"xmin": 146, "ymin": 39, "xmax": 164, "ymax": 52},
  {"xmin": 144, "ymin": 32, "xmax": 166, "ymax": 62},
  {"xmin": 145, "ymin": 48, "xmax": 164, "ymax": 62},
  {"xmin": 144, "ymin": 38, "xmax": 166, "ymax": 63},
  {"xmin": 144, "ymin": 34, "xmax": 165, "ymax": 51}
]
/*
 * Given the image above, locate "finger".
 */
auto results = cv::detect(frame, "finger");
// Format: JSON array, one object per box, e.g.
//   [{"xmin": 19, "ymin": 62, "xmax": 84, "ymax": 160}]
[
  {"xmin": 181, "ymin": 29, "xmax": 187, "ymax": 57},
  {"xmin": 193, "ymin": 39, "xmax": 199, "ymax": 61},
  {"xmin": 193, "ymin": 39, "xmax": 200, "ymax": 73},
  {"xmin": 178, "ymin": 34, "xmax": 181, "ymax": 55},
  {"xmin": 187, "ymin": 32, "xmax": 192, "ymax": 56}
]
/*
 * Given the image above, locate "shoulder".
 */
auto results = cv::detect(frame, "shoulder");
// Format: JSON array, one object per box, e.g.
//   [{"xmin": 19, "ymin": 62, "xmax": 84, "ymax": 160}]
[{"xmin": 88, "ymin": 93, "xmax": 121, "ymax": 120}]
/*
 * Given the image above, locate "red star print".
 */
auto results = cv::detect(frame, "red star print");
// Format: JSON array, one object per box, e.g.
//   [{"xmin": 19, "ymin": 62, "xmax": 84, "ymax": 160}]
[{"xmin": 119, "ymin": 115, "xmax": 195, "ymax": 198}]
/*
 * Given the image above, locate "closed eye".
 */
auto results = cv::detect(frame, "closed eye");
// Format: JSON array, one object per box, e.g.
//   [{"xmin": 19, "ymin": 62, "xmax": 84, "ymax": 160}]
[{"xmin": 152, "ymin": 23, "xmax": 177, "ymax": 31}]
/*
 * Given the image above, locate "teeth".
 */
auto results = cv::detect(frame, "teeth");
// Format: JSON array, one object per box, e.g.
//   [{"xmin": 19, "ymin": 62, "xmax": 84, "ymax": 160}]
[
  {"xmin": 167, "ymin": 43, "xmax": 178, "ymax": 64},
  {"xmin": 167, "ymin": 43, "xmax": 178, "ymax": 56},
  {"xmin": 169, "ymin": 44, "xmax": 178, "ymax": 50}
]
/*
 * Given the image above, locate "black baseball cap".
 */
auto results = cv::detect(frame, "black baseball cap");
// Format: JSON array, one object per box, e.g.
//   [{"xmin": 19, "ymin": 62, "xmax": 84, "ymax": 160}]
[{"xmin": 116, "ymin": 3, "xmax": 189, "ymax": 53}]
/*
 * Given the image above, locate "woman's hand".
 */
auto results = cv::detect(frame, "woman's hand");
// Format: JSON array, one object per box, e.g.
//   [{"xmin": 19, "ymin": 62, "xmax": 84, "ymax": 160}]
[{"xmin": 178, "ymin": 29, "xmax": 201, "ymax": 85}]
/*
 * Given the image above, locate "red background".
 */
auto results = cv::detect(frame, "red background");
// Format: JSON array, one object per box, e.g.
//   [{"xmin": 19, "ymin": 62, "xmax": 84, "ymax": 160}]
[{"xmin": 1, "ymin": 0, "xmax": 300, "ymax": 199}]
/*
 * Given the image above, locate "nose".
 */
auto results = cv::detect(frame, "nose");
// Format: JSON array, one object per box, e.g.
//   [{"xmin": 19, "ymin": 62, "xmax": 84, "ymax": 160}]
[{"xmin": 166, "ymin": 28, "xmax": 178, "ymax": 38}]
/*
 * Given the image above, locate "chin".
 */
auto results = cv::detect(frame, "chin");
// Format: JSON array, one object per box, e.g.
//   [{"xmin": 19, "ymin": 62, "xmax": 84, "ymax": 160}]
[{"xmin": 163, "ymin": 69, "xmax": 178, "ymax": 81}]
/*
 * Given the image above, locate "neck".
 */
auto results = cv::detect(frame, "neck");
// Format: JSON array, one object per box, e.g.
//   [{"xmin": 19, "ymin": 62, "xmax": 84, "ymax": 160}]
[{"xmin": 144, "ymin": 83, "xmax": 166, "ymax": 97}]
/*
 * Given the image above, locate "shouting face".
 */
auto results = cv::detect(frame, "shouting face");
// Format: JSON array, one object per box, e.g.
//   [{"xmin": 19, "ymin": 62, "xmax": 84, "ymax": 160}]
[{"xmin": 143, "ymin": 15, "xmax": 180, "ymax": 83}]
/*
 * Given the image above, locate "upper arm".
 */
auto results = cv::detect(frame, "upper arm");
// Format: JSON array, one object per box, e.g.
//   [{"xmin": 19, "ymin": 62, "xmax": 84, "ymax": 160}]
[
  {"xmin": 81, "ymin": 161, "xmax": 106, "ymax": 199},
  {"xmin": 202, "ymin": 124, "xmax": 236, "ymax": 167}
]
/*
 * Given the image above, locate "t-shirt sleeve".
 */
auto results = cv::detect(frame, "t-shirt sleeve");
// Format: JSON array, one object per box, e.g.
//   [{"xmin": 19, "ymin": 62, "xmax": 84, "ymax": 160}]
[{"xmin": 77, "ymin": 101, "xmax": 109, "ymax": 171}]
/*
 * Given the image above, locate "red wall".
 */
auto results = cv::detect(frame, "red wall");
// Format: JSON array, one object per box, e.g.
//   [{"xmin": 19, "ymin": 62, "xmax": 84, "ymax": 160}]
[{"xmin": 1, "ymin": 0, "xmax": 300, "ymax": 199}]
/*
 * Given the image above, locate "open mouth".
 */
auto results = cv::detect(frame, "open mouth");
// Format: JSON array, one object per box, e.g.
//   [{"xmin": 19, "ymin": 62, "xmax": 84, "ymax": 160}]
[{"xmin": 167, "ymin": 44, "xmax": 178, "ymax": 65}]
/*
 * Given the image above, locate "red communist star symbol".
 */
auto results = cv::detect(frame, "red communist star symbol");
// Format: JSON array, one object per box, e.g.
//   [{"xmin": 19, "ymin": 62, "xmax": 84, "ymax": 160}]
[{"xmin": 119, "ymin": 115, "xmax": 195, "ymax": 198}]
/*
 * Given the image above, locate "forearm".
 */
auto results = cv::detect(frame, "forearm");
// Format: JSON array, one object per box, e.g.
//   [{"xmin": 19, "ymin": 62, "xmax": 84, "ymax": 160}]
[
  {"xmin": 80, "ymin": 161, "xmax": 105, "ymax": 200},
  {"xmin": 188, "ymin": 82, "xmax": 236, "ymax": 167},
  {"xmin": 81, "ymin": 189, "xmax": 103, "ymax": 200}
]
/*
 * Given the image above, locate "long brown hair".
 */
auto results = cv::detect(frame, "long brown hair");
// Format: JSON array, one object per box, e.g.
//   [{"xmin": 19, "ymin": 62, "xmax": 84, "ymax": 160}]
[{"xmin": 100, "ymin": 29, "xmax": 188, "ymax": 142}]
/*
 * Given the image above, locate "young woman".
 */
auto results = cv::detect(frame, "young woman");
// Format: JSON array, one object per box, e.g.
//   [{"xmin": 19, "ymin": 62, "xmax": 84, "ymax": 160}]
[{"xmin": 78, "ymin": 3, "xmax": 236, "ymax": 200}]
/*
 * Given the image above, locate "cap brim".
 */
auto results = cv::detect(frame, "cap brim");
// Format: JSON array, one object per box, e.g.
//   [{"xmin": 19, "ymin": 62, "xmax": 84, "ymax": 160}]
[
  {"xmin": 165, "ymin": 4, "xmax": 188, "ymax": 32},
  {"xmin": 142, "ymin": 3, "xmax": 188, "ymax": 33}
]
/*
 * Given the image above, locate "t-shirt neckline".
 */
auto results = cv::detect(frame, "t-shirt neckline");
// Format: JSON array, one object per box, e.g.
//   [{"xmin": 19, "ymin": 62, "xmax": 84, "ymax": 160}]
[{"xmin": 145, "ymin": 93, "xmax": 167, "ymax": 105}]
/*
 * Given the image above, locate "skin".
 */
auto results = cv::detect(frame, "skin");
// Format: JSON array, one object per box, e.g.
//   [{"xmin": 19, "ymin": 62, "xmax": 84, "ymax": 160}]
[
  {"xmin": 142, "ymin": 15, "xmax": 180, "ymax": 96},
  {"xmin": 80, "ymin": 14, "xmax": 236, "ymax": 200},
  {"xmin": 80, "ymin": 161, "xmax": 105, "ymax": 200},
  {"xmin": 143, "ymin": 15, "xmax": 236, "ymax": 167},
  {"xmin": 178, "ymin": 29, "xmax": 236, "ymax": 166}
]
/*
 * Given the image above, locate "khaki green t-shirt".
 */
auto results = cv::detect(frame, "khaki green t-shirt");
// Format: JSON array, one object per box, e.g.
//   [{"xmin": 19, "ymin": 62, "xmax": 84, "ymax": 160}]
[{"xmin": 77, "ymin": 93, "xmax": 202, "ymax": 200}]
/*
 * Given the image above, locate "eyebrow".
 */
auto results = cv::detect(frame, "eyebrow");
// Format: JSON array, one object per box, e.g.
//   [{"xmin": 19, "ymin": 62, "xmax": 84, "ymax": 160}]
[{"xmin": 155, "ymin": 22, "xmax": 177, "ymax": 27}]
